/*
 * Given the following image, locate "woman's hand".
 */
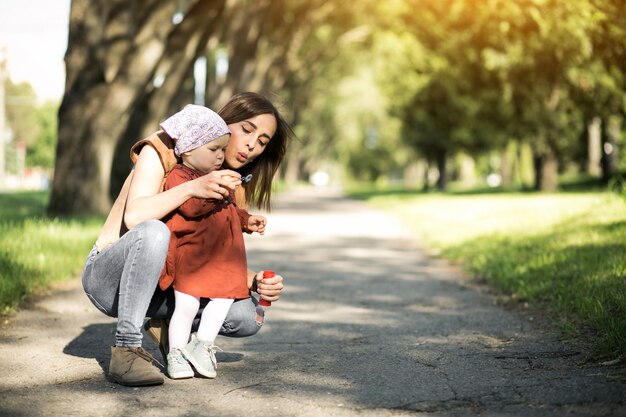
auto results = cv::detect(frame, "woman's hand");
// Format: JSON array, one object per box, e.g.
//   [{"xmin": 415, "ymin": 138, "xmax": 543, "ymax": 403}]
[
  {"xmin": 254, "ymin": 271, "xmax": 284, "ymax": 303},
  {"xmin": 189, "ymin": 169, "xmax": 242, "ymax": 200}
]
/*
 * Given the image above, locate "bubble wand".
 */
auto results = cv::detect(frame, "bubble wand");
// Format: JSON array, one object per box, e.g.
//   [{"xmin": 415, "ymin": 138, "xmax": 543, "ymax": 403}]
[{"xmin": 258, "ymin": 270, "xmax": 274, "ymax": 307}]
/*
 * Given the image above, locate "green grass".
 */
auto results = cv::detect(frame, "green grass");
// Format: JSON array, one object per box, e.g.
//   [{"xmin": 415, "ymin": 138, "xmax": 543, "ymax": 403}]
[
  {"xmin": 0, "ymin": 191, "xmax": 102, "ymax": 314},
  {"xmin": 349, "ymin": 187, "xmax": 626, "ymax": 359}
]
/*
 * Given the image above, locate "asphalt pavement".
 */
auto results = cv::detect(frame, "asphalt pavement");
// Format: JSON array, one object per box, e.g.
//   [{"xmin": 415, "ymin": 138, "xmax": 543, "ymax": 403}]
[{"xmin": 1, "ymin": 186, "xmax": 624, "ymax": 417}]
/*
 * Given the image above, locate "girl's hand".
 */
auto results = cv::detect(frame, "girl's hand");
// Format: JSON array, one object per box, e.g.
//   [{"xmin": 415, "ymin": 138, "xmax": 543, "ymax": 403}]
[
  {"xmin": 189, "ymin": 169, "xmax": 241, "ymax": 199},
  {"xmin": 255, "ymin": 271, "xmax": 284, "ymax": 303},
  {"xmin": 247, "ymin": 215, "xmax": 267, "ymax": 234}
]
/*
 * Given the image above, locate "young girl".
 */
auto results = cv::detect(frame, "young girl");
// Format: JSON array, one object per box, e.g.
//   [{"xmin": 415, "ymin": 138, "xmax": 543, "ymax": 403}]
[{"xmin": 158, "ymin": 104, "xmax": 267, "ymax": 379}]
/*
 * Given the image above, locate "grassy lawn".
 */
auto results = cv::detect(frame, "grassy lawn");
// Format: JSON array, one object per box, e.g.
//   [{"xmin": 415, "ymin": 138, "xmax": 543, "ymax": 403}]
[
  {"xmin": 349, "ymin": 187, "xmax": 626, "ymax": 359},
  {"xmin": 0, "ymin": 191, "xmax": 102, "ymax": 314}
]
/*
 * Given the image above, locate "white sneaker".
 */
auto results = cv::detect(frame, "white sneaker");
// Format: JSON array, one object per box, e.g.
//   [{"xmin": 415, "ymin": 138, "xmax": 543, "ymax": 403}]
[
  {"xmin": 181, "ymin": 333, "xmax": 220, "ymax": 378},
  {"xmin": 167, "ymin": 348, "xmax": 194, "ymax": 379}
]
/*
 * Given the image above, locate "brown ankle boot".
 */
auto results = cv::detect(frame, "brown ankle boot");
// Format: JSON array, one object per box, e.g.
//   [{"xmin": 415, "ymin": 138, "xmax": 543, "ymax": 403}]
[
  {"xmin": 143, "ymin": 318, "xmax": 170, "ymax": 364},
  {"xmin": 109, "ymin": 346, "xmax": 164, "ymax": 386}
]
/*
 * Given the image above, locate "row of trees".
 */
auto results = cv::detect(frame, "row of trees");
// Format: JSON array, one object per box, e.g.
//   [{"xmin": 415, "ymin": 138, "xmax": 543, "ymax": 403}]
[
  {"xmin": 3, "ymin": 80, "xmax": 57, "ymax": 171},
  {"xmin": 49, "ymin": 0, "xmax": 626, "ymax": 214},
  {"xmin": 378, "ymin": 0, "xmax": 626, "ymax": 190},
  {"xmin": 50, "ymin": 0, "xmax": 359, "ymax": 214}
]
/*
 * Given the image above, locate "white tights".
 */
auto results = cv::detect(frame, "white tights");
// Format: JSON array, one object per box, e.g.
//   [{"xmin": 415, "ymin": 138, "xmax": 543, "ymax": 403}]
[{"xmin": 168, "ymin": 290, "xmax": 234, "ymax": 352}]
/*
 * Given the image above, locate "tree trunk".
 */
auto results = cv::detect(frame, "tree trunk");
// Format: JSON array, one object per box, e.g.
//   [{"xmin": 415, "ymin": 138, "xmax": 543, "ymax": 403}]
[
  {"xmin": 282, "ymin": 152, "xmax": 301, "ymax": 184},
  {"xmin": 206, "ymin": 0, "xmax": 325, "ymax": 107},
  {"xmin": 205, "ymin": 2, "xmax": 270, "ymax": 108},
  {"xmin": 435, "ymin": 151, "xmax": 447, "ymax": 191},
  {"xmin": 587, "ymin": 116, "xmax": 601, "ymax": 177},
  {"xmin": 600, "ymin": 116, "xmax": 620, "ymax": 185},
  {"xmin": 48, "ymin": 0, "xmax": 229, "ymax": 215},
  {"xmin": 533, "ymin": 147, "xmax": 558, "ymax": 192},
  {"xmin": 532, "ymin": 86, "xmax": 560, "ymax": 192},
  {"xmin": 500, "ymin": 144, "xmax": 512, "ymax": 187},
  {"xmin": 404, "ymin": 161, "xmax": 425, "ymax": 189},
  {"xmin": 48, "ymin": 0, "xmax": 343, "ymax": 215}
]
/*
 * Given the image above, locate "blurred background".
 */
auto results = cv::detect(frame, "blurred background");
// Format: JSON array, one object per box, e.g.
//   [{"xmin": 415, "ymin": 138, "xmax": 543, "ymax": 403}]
[
  {"xmin": 1, "ymin": 0, "xmax": 626, "ymax": 358},
  {"xmin": 0, "ymin": 0, "xmax": 624, "ymax": 214}
]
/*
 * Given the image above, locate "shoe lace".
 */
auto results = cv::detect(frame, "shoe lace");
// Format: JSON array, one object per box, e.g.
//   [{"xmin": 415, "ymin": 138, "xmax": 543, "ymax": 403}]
[
  {"xmin": 201, "ymin": 343, "xmax": 222, "ymax": 368},
  {"xmin": 130, "ymin": 347, "xmax": 164, "ymax": 368}
]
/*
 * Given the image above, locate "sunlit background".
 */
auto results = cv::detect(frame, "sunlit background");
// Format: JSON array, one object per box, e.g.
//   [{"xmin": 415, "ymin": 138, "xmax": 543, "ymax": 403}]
[
  {"xmin": 0, "ymin": 0, "xmax": 626, "ymax": 359},
  {"xmin": 1, "ymin": 0, "xmax": 625, "ymax": 197},
  {"xmin": 0, "ymin": 0, "xmax": 69, "ymax": 189},
  {"xmin": 0, "ymin": 0, "xmax": 69, "ymax": 101}
]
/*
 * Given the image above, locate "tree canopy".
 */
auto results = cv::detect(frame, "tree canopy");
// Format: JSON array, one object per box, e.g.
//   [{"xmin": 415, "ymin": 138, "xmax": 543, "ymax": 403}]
[{"xmin": 48, "ymin": 0, "xmax": 626, "ymax": 214}]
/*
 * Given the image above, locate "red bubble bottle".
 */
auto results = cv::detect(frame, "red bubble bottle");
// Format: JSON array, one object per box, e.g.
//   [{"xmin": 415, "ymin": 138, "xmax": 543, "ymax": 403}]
[{"xmin": 258, "ymin": 270, "xmax": 274, "ymax": 307}]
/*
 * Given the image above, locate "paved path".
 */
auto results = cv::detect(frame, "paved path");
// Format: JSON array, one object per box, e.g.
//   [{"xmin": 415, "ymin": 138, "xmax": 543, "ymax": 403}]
[{"xmin": 1, "ymin": 187, "xmax": 624, "ymax": 417}]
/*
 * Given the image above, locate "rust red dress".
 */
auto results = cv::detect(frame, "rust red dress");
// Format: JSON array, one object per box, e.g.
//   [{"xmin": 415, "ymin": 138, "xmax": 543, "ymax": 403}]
[{"xmin": 159, "ymin": 164, "xmax": 251, "ymax": 299}]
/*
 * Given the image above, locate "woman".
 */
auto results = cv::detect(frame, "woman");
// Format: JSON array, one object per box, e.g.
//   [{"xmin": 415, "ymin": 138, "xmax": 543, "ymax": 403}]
[{"xmin": 82, "ymin": 92, "xmax": 294, "ymax": 387}]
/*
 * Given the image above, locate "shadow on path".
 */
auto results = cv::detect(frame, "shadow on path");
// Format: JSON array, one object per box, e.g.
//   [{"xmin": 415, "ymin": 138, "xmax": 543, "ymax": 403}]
[{"xmin": 64, "ymin": 323, "xmax": 115, "ymax": 373}]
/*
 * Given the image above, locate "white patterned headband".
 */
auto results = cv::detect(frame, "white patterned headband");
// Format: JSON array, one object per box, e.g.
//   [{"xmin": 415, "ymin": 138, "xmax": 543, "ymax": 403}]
[{"xmin": 160, "ymin": 104, "xmax": 230, "ymax": 156}]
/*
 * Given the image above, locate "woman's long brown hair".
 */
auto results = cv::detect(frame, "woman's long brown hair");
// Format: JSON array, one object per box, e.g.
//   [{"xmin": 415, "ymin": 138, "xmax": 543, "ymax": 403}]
[{"xmin": 219, "ymin": 92, "xmax": 295, "ymax": 211}]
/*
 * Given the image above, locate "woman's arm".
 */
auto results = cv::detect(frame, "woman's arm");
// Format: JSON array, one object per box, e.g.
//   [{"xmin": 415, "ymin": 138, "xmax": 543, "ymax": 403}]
[{"xmin": 124, "ymin": 145, "xmax": 242, "ymax": 228}]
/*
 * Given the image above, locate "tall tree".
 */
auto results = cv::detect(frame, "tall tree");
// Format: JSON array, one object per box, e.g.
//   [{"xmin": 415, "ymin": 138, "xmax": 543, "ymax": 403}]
[
  {"xmin": 382, "ymin": 0, "xmax": 597, "ymax": 191},
  {"xmin": 49, "ymin": 0, "xmax": 230, "ymax": 215},
  {"xmin": 49, "ymin": 0, "xmax": 348, "ymax": 215},
  {"xmin": 587, "ymin": 0, "xmax": 626, "ymax": 183}
]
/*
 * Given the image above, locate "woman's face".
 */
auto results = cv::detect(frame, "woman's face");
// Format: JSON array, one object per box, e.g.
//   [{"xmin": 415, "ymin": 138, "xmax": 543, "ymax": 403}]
[{"xmin": 224, "ymin": 113, "xmax": 277, "ymax": 169}]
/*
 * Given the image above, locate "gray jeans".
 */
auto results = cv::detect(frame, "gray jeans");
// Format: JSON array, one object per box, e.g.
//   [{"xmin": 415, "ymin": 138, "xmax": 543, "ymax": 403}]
[{"xmin": 82, "ymin": 219, "xmax": 263, "ymax": 347}]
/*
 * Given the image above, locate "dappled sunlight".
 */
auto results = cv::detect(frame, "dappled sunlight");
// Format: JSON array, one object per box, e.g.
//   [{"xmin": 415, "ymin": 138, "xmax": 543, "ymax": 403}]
[
  {"xmin": 3, "ymin": 189, "xmax": 624, "ymax": 415},
  {"xmin": 1, "ymin": 321, "xmax": 107, "ymax": 389},
  {"xmin": 260, "ymin": 213, "xmax": 412, "ymax": 241},
  {"xmin": 2, "ymin": 0, "xmax": 625, "ymax": 411},
  {"xmin": 370, "ymin": 193, "xmax": 612, "ymax": 247},
  {"xmin": 269, "ymin": 301, "xmax": 395, "ymax": 326},
  {"xmin": 340, "ymin": 246, "xmax": 421, "ymax": 261},
  {"xmin": 0, "ymin": 384, "xmax": 145, "ymax": 417},
  {"xmin": 0, "ymin": 277, "xmax": 114, "ymax": 389},
  {"xmin": 414, "ymin": 331, "xmax": 516, "ymax": 349},
  {"xmin": 364, "ymin": 189, "xmax": 626, "ymax": 357},
  {"xmin": 273, "ymin": 368, "xmax": 355, "ymax": 389},
  {"xmin": 407, "ymin": 295, "xmax": 468, "ymax": 316},
  {"xmin": 314, "ymin": 327, "xmax": 372, "ymax": 341}
]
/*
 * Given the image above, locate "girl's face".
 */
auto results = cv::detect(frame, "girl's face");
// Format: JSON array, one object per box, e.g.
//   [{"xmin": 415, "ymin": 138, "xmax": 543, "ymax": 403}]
[
  {"xmin": 224, "ymin": 113, "xmax": 277, "ymax": 169},
  {"xmin": 182, "ymin": 134, "xmax": 230, "ymax": 174}
]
